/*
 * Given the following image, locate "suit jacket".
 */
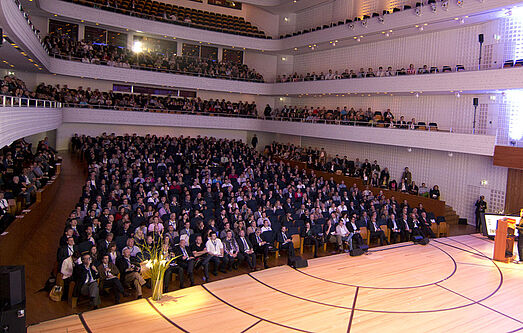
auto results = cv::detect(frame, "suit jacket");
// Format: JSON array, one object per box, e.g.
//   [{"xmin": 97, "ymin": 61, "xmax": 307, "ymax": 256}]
[
  {"xmin": 97, "ymin": 262, "xmax": 120, "ymax": 280},
  {"xmin": 300, "ymin": 228, "xmax": 315, "ymax": 238},
  {"xmin": 347, "ymin": 222, "xmax": 360, "ymax": 233},
  {"xmin": 174, "ymin": 245, "xmax": 192, "ymax": 264},
  {"xmin": 249, "ymin": 233, "xmax": 266, "ymax": 250},
  {"xmin": 276, "ymin": 231, "xmax": 292, "ymax": 245},
  {"xmin": 367, "ymin": 221, "xmax": 382, "ymax": 233},
  {"xmin": 57, "ymin": 245, "xmax": 78, "ymax": 263},
  {"xmin": 236, "ymin": 235, "xmax": 254, "ymax": 253},
  {"xmin": 400, "ymin": 218, "xmax": 413, "ymax": 231},
  {"xmin": 387, "ymin": 218, "xmax": 401, "ymax": 231},
  {"xmin": 73, "ymin": 264, "xmax": 99, "ymax": 296},
  {"xmin": 116, "ymin": 256, "xmax": 137, "ymax": 280}
]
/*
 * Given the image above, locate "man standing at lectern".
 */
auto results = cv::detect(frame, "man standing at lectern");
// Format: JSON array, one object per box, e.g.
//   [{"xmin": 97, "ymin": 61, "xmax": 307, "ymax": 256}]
[{"xmin": 474, "ymin": 196, "xmax": 487, "ymax": 232}]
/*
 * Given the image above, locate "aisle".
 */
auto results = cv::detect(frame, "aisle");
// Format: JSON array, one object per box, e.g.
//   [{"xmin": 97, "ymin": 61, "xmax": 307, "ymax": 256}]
[{"xmin": 0, "ymin": 150, "xmax": 87, "ymax": 325}]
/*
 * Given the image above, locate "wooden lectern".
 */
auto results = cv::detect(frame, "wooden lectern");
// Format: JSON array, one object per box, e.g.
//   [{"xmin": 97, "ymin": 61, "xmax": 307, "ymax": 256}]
[{"xmin": 493, "ymin": 218, "xmax": 516, "ymax": 262}]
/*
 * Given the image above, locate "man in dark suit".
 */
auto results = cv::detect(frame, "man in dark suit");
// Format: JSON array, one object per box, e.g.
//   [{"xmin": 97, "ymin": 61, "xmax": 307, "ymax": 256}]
[
  {"xmin": 300, "ymin": 221, "xmax": 319, "ymax": 258},
  {"xmin": 57, "ymin": 236, "xmax": 79, "ymax": 265},
  {"xmin": 419, "ymin": 211, "xmax": 436, "ymax": 238},
  {"xmin": 97, "ymin": 232, "xmax": 114, "ymax": 256},
  {"xmin": 387, "ymin": 213, "xmax": 403, "ymax": 243},
  {"xmin": 237, "ymin": 229, "xmax": 256, "ymax": 271},
  {"xmin": 250, "ymin": 228, "xmax": 270, "ymax": 269},
  {"xmin": 174, "ymin": 238, "xmax": 193, "ymax": 287},
  {"xmin": 277, "ymin": 226, "xmax": 295, "ymax": 264},
  {"xmin": 410, "ymin": 213, "xmax": 424, "ymax": 239},
  {"xmin": 97, "ymin": 254, "xmax": 125, "ymax": 304},
  {"xmin": 73, "ymin": 253, "xmax": 100, "ymax": 309},
  {"xmin": 347, "ymin": 216, "xmax": 364, "ymax": 249},
  {"xmin": 368, "ymin": 216, "xmax": 389, "ymax": 246},
  {"xmin": 400, "ymin": 213, "xmax": 413, "ymax": 242}
]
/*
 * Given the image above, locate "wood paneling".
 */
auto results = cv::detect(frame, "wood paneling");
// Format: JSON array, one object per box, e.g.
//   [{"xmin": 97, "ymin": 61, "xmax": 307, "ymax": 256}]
[
  {"xmin": 505, "ymin": 168, "xmax": 523, "ymax": 214},
  {"xmin": 275, "ymin": 157, "xmax": 446, "ymax": 217},
  {"xmin": 493, "ymin": 146, "xmax": 523, "ymax": 170}
]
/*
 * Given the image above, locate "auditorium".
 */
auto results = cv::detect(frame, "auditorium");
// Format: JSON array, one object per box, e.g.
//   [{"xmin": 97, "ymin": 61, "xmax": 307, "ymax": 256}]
[{"xmin": 0, "ymin": 0, "xmax": 522, "ymax": 331}]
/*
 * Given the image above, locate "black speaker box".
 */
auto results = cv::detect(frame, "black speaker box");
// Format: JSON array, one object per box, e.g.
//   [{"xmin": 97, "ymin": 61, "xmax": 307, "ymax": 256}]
[
  {"xmin": 0, "ymin": 306, "xmax": 26, "ymax": 333},
  {"xmin": 0, "ymin": 266, "xmax": 26, "ymax": 309},
  {"xmin": 290, "ymin": 256, "xmax": 308, "ymax": 268},
  {"xmin": 473, "ymin": 98, "xmax": 479, "ymax": 107},
  {"xmin": 479, "ymin": 33, "xmax": 484, "ymax": 43},
  {"xmin": 418, "ymin": 238, "xmax": 430, "ymax": 245}
]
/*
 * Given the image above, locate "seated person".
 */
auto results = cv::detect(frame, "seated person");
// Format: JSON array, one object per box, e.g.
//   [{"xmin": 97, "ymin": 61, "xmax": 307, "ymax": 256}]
[
  {"xmin": 98, "ymin": 254, "xmax": 125, "ymax": 304},
  {"xmin": 73, "ymin": 253, "xmax": 100, "ymax": 309},
  {"xmin": 116, "ymin": 248, "xmax": 146, "ymax": 299},
  {"xmin": 276, "ymin": 226, "xmax": 295, "ymax": 264},
  {"xmin": 368, "ymin": 215, "xmax": 389, "ymax": 246},
  {"xmin": 301, "ymin": 221, "xmax": 321, "ymax": 258}
]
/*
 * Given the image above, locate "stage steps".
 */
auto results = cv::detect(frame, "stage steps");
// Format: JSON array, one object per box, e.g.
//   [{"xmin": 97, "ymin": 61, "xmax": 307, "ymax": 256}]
[{"xmin": 444, "ymin": 205, "xmax": 460, "ymax": 224}]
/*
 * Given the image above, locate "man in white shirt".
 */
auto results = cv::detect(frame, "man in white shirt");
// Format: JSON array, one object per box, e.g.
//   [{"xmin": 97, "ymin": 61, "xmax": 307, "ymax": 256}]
[
  {"xmin": 60, "ymin": 251, "xmax": 79, "ymax": 301},
  {"xmin": 205, "ymin": 232, "xmax": 226, "ymax": 275},
  {"xmin": 335, "ymin": 220, "xmax": 353, "ymax": 252}
]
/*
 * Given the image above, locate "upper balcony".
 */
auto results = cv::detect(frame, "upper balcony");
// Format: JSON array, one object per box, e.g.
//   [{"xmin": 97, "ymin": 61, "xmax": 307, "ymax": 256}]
[{"xmin": 38, "ymin": 0, "xmax": 523, "ymax": 52}]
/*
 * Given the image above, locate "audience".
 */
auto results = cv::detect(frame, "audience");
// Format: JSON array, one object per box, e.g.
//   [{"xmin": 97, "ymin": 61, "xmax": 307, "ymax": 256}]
[
  {"xmin": 0, "ymin": 138, "xmax": 57, "ymax": 222},
  {"xmin": 276, "ymin": 63, "xmax": 461, "ymax": 83},
  {"xmin": 44, "ymin": 33, "xmax": 264, "ymax": 82},
  {"xmin": 52, "ymin": 133, "xmax": 444, "ymax": 309},
  {"xmin": 267, "ymin": 142, "xmax": 440, "ymax": 198}
]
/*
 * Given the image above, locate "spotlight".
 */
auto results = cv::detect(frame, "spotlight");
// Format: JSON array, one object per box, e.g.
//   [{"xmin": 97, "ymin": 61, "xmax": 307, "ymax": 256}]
[
  {"xmin": 415, "ymin": 7, "xmax": 422, "ymax": 15},
  {"xmin": 385, "ymin": 32, "xmax": 390, "ymax": 37},
  {"xmin": 457, "ymin": 0, "xmax": 463, "ymax": 7},
  {"xmin": 460, "ymin": 18, "xmax": 465, "ymax": 24},
  {"xmin": 419, "ymin": 26, "xmax": 424, "ymax": 31},
  {"xmin": 407, "ymin": 148, "xmax": 413, "ymax": 152},
  {"xmin": 378, "ymin": 16, "xmax": 385, "ymax": 24},
  {"xmin": 431, "ymin": 3, "xmax": 437, "ymax": 12},
  {"xmin": 415, "ymin": 92, "xmax": 420, "ymax": 98},
  {"xmin": 448, "ymin": 152, "xmax": 453, "ymax": 157},
  {"xmin": 356, "ymin": 37, "xmax": 361, "ymax": 42},
  {"xmin": 362, "ymin": 19, "xmax": 368, "ymax": 27},
  {"xmin": 348, "ymin": 23, "xmax": 355, "ymax": 30},
  {"xmin": 455, "ymin": 92, "xmax": 461, "ymax": 98},
  {"xmin": 442, "ymin": 0, "xmax": 449, "ymax": 10}
]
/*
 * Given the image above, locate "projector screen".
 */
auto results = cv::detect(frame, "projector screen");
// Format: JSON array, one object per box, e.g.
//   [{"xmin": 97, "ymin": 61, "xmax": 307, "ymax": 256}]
[{"xmin": 484, "ymin": 214, "xmax": 521, "ymax": 237}]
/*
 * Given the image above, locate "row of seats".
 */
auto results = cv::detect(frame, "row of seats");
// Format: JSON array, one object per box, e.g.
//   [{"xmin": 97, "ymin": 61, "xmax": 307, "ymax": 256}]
[
  {"xmin": 279, "ymin": 1, "xmax": 427, "ymax": 39},
  {"xmin": 65, "ymin": 0, "xmax": 268, "ymax": 39},
  {"xmin": 503, "ymin": 59, "xmax": 523, "ymax": 68}
]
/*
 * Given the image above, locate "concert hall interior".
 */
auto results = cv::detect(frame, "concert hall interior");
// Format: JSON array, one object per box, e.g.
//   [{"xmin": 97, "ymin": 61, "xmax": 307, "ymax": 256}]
[{"xmin": 0, "ymin": 0, "xmax": 522, "ymax": 332}]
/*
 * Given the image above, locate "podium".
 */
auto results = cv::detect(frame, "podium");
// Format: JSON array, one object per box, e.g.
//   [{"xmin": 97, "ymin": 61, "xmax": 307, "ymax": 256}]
[{"xmin": 493, "ymin": 218, "xmax": 516, "ymax": 262}]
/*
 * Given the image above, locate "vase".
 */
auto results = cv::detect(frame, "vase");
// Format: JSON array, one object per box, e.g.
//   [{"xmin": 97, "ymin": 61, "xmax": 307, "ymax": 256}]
[{"xmin": 151, "ymin": 270, "xmax": 165, "ymax": 301}]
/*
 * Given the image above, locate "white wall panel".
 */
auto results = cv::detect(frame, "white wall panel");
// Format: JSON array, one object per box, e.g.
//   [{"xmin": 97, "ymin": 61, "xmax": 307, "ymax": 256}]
[{"xmin": 291, "ymin": 23, "xmax": 488, "ymax": 75}]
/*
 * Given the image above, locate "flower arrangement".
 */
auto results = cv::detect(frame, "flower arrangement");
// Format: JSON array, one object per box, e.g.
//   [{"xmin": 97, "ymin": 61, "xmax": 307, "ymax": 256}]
[{"xmin": 138, "ymin": 235, "xmax": 178, "ymax": 301}]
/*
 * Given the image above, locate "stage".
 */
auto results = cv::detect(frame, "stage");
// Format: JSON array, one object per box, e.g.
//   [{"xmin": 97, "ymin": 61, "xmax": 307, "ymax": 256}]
[{"xmin": 28, "ymin": 235, "xmax": 523, "ymax": 332}]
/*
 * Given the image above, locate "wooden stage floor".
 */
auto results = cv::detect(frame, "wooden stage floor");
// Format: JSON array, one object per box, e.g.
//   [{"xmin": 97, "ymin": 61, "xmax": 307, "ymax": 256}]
[{"xmin": 28, "ymin": 234, "xmax": 523, "ymax": 333}]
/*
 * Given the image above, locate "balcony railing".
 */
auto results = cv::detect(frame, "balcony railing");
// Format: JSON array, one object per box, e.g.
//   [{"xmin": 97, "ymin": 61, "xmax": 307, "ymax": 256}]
[{"xmin": 1, "ymin": 95, "xmax": 62, "ymax": 108}]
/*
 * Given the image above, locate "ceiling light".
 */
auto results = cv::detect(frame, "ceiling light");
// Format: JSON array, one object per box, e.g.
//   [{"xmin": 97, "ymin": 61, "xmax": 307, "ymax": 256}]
[{"xmin": 132, "ymin": 40, "xmax": 143, "ymax": 53}]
